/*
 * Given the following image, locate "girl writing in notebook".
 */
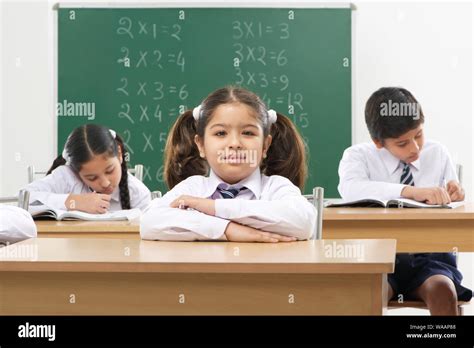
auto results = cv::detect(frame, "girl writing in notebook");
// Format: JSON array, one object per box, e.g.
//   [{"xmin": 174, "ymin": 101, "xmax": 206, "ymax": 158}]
[
  {"xmin": 24, "ymin": 124, "xmax": 150, "ymax": 213},
  {"xmin": 140, "ymin": 86, "xmax": 316, "ymax": 242}
]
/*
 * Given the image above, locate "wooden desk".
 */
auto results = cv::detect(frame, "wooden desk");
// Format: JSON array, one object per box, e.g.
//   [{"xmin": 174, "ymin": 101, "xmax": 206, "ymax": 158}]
[
  {"xmin": 36, "ymin": 203, "xmax": 474, "ymax": 253},
  {"xmin": 36, "ymin": 220, "xmax": 140, "ymax": 239},
  {"xmin": 323, "ymin": 203, "xmax": 474, "ymax": 252},
  {"xmin": 0, "ymin": 238, "xmax": 395, "ymax": 315}
]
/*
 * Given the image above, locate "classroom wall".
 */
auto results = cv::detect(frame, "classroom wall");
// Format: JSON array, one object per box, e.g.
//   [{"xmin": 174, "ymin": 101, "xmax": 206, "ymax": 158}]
[
  {"xmin": 1, "ymin": 0, "xmax": 54, "ymax": 194},
  {"xmin": 353, "ymin": 1, "xmax": 473, "ymax": 199},
  {"xmin": 0, "ymin": 0, "xmax": 3, "ymax": 195},
  {"xmin": 1, "ymin": 0, "xmax": 472, "ymax": 198}
]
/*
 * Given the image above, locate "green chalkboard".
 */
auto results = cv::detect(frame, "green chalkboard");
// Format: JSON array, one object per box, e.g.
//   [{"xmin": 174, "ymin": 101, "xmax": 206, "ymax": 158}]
[{"xmin": 58, "ymin": 7, "xmax": 352, "ymax": 196}]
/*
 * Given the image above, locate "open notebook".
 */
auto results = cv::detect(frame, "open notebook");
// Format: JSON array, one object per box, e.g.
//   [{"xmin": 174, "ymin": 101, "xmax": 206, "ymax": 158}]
[
  {"xmin": 29, "ymin": 205, "xmax": 142, "ymax": 221},
  {"xmin": 325, "ymin": 198, "xmax": 464, "ymax": 209}
]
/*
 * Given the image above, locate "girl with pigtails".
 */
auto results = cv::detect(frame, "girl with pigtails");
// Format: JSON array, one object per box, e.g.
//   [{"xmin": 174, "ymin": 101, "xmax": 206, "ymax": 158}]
[
  {"xmin": 24, "ymin": 124, "xmax": 151, "ymax": 213},
  {"xmin": 141, "ymin": 86, "xmax": 316, "ymax": 242}
]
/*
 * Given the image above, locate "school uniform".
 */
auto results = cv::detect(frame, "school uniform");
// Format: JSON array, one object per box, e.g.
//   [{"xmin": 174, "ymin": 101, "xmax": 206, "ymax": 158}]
[
  {"xmin": 140, "ymin": 168, "xmax": 316, "ymax": 241},
  {"xmin": 338, "ymin": 139, "xmax": 472, "ymax": 301},
  {"xmin": 23, "ymin": 165, "xmax": 151, "ymax": 212},
  {"xmin": 0, "ymin": 205, "xmax": 37, "ymax": 244}
]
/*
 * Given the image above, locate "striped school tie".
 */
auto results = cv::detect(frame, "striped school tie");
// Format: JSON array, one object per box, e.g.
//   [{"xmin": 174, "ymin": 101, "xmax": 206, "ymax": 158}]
[
  {"xmin": 400, "ymin": 162, "xmax": 415, "ymax": 186},
  {"xmin": 217, "ymin": 186, "xmax": 247, "ymax": 199}
]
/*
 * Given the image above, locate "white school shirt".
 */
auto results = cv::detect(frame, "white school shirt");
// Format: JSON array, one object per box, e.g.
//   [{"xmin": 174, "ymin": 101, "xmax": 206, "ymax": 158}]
[
  {"xmin": 140, "ymin": 168, "xmax": 316, "ymax": 241},
  {"xmin": 23, "ymin": 165, "xmax": 151, "ymax": 211},
  {"xmin": 338, "ymin": 139, "xmax": 458, "ymax": 201},
  {"xmin": 0, "ymin": 205, "xmax": 37, "ymax": 244}
]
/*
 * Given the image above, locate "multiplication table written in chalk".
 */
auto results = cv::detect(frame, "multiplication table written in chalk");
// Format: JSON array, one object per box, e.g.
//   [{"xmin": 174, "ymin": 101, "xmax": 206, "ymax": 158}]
[{"xmin": 58, "ymin": 7, "xmax": 352, "ymax": 196}]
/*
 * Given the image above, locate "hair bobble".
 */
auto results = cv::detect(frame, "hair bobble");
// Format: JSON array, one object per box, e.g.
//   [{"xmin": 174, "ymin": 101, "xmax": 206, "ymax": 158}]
[
  {"xmin": 62, "ymin": 133, "xmax": 72, "ymax": 165},
  {"xmin": 193, "ymin": 105, "xmax": 202, "ymax": 121},
  {"xmin": 267, "ymin": 109, "xmax": 277, "ymax": 124},
  {"xmin": 61, "ymin": 148, "xmax": 70, "ymax": 165},
  {"xmin": 109, "ymin": 129, "xmax": 116, "ymax": 139}
]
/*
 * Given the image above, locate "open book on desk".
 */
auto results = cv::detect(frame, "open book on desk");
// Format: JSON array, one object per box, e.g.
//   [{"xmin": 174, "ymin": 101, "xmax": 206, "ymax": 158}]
[
  {"xmin": 29, "ymin": 205, "xmax": 142, "ymax": 221},
  {"xmin": 324, "ymin": 198, "xmax": 465, "ymax": 209}
]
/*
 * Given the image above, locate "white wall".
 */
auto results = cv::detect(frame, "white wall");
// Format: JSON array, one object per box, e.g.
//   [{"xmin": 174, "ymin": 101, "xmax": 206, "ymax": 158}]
[
  {"xmin": 1, "ymin": 0, "xmax": 472, "ymax": 197},
  {"xmin": 0, "ymin": 2, "xmax": 3, "ymax": 193},
  {"xmin": 1, "ymin": 0, "xmax": 54, "ymax": 193},
  {"xmin": 353, "ymin": 1, "xmax": 473, "ymax": 200}
]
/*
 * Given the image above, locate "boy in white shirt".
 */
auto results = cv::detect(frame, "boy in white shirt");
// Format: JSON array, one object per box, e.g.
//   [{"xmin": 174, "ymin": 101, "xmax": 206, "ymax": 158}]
[{"xmin": 338, "ymin": 87, "xmax": 471, "ymax": 315}]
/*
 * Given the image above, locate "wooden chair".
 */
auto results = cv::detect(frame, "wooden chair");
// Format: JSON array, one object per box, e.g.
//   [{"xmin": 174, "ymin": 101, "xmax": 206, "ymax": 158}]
[
  {"xmin": 127, "ymin": 164, "xmax": 144, "ymax": 182},
  {"xmin": 456, "ymin": 163, "xmax": 463, "ymax": 185},
  {"xmin": 304, "ymin": 187, "xmax": 324, "ymax": 240},
  {"xmin": 150, "ymin": 191, "xmax": 162, "ymax": 200},
  {"xmin": 388, "ymin": 299, "xmax": 469, "ymax": 315},
  {"xmin": 388, "ymin": 252, "xmax": 471, "ymax": 315},
  {"xmin": 0, "ymin": 190, "xmax": 30, "ymax": 211}
]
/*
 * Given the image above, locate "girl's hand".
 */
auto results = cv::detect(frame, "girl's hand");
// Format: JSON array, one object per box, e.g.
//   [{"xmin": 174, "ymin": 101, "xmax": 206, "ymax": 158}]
[
  {"xmin": 224, "ymin": 222, "xmax": 297, "ymax": 243},
  {"xmin": 170, "ymin": 195, "xmax": 216, "ymax": 216},
  {"xmin": 65, "ymin": 193, "xmax": 111, "ymax": 214},
  {"xmin": 446, "ymin": 180, "xmax": 465, "ymax": 202}
]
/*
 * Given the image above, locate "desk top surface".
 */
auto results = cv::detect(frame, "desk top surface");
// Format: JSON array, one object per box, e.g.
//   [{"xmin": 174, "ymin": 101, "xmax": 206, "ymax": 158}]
[
  {"xmin": 35, "ymin": 220, "xmax": 139, "ymax": 232},
  {"xmin": 323, "ymin": 202, "xmax": 474, "ymax": 220},
  {"xmin": 0, "ymin": 238, "xmax": 395, "ymax": 274},
  {"xmin": 35, "ymin": 202, "xmax": 474, "ymax": 233}
]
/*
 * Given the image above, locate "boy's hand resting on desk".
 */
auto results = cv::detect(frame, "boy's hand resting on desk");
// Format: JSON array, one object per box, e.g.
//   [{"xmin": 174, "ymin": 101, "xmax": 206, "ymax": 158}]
[
  {"xmin": 65, "ymin": 193, "xmax": 111, "ymax": 214},
  {"xmin": 446, "ymin": 180, "xmax": 465, "ymax": 201},
  {"xmin": 401, "ymin": 186, "xmax": 452, "ymax": 205},
  {"xmin": 170, "ymin": 195, "xmax": 216, "ymax": 216},
  {"xmin": 223, "ymin": 222, "xmax": 297, "ymax": 243}
]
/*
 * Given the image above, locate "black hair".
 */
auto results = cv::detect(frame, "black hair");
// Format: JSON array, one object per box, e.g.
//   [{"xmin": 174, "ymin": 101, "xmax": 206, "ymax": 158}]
[
  {"xmin": 46, "ymin": 124, "xmax": 131, "ymax": 209},
  {"xmin": 365, "ymin": 87, "xmax": 425, "ymax": 142},
  {"xmin": 164, "ymin": 86, "xmax": 307, "ymax": 190}
]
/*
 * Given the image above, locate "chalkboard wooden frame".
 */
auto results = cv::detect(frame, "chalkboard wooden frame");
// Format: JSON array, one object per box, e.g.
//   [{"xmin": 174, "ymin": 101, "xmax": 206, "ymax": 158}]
[{"xmin": 54, "ymin": 3, "xmax": 354, "ymax": 196}]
